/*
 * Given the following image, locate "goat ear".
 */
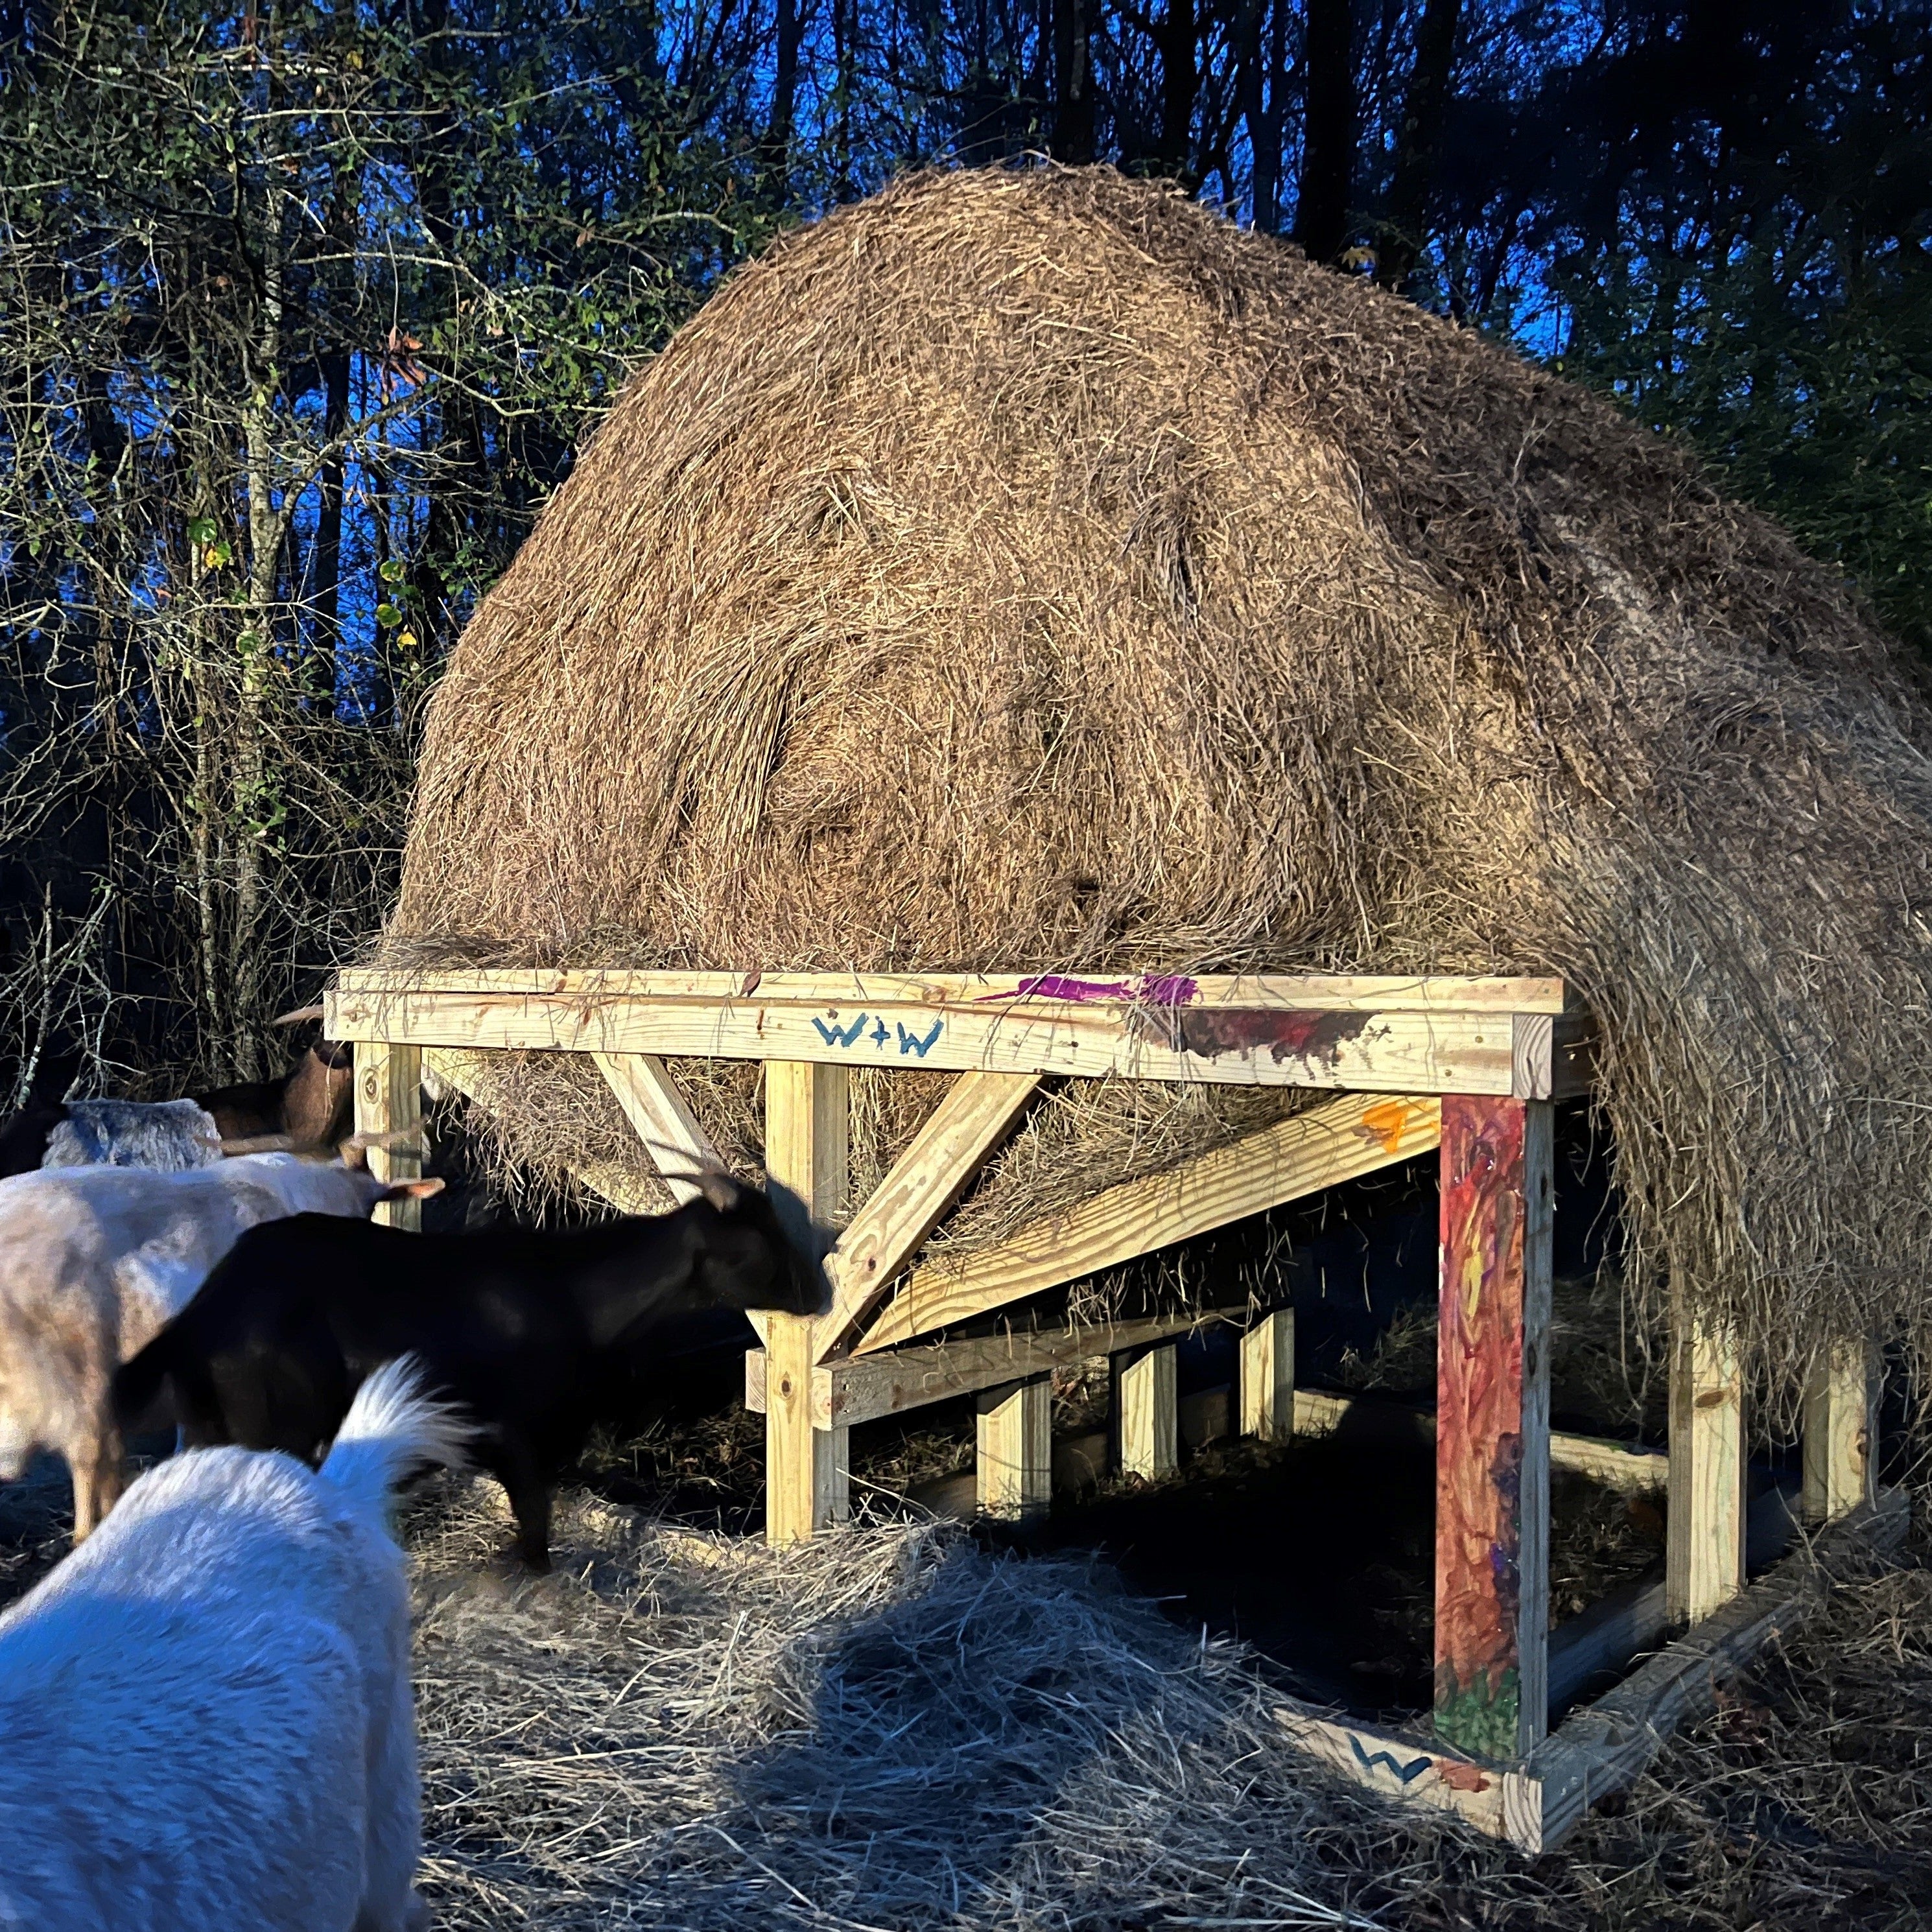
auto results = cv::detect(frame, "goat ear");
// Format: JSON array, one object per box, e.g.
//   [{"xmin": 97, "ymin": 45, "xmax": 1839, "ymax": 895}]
[
  {"xmin": 693, "ymin": 1166, "xmax": 744, "ymax": 1214},
  {"xmin": 375, "ymin": 1177, "xmax": 444, "ymax": 1203}
]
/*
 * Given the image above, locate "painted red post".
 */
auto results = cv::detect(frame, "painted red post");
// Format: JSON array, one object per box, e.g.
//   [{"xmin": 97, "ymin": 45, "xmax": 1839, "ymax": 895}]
[{"xmin": 1435, "ymin": 1093, "xmax": 1553, "ymax": 1761}]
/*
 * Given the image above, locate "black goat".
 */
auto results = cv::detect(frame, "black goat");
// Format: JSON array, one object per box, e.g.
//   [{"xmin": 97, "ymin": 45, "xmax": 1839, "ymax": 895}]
[{"xmin": 113, "ymin": 1171, "xmax": 827, "ymax": 1569}]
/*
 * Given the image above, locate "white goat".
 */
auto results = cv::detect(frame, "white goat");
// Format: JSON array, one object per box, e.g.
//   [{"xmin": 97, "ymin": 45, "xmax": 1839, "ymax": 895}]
[
  {"xmin": 0, "ymin": 1356, "xmax": 467, "ymax": 1932},
  {"xmin": 0, "ymin": 1149, "xmax": 442, "ymax": 1537}
]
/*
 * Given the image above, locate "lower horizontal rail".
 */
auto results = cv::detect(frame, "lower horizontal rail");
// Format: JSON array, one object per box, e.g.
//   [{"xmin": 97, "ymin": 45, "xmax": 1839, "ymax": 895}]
[
  {"xmin": 746, "ymin": 1334, "xmax": 1668, "ymax": 1492},
  {"xmin": 1279, "ymin": 1487, "xmax": 1910, "ymax": 1853}
]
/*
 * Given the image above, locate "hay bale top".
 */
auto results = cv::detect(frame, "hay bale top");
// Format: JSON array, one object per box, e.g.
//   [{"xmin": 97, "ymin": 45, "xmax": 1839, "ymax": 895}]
[{"xmin": 393, "ymin": 164, "xmax": 1932, "ymax": 1380}]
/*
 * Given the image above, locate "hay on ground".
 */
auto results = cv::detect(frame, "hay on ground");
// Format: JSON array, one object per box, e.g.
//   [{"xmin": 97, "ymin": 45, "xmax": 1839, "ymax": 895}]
[
  {"xmin": 386, "ymin": 163, "xmax": 1932, "ymax": 1395},
  {"xmin": 408, "ymin": 1476, "xmax": 1932, "ymax": 1932}
]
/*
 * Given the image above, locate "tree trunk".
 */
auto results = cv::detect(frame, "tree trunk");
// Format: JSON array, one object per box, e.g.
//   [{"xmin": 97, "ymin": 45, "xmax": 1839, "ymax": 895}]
[
  {"xmin": 1238, "ymin": 0, "xmax": 1280, "ymax": 231},
  {"xmin": 1375, "ymin": 0, "xmax": 1461, "ymax": 289},
  {"xmin": 1155, "ymin": 0, "xmax": 1197, "ymax": 182},
  {"xmin": 768, "ymin": 0, "xmax": 805, "ymax": 187},
  {"xmin": 313, "ymin": 348, "xmax": 349, "ymax": 666},
  {"xmin": 1052, "ymin": 0, "xmax": 1094, "ymax": 163},
  {"xmin": 1295, "ymin": 0, "xmax": 1356, "ymax": 266}
]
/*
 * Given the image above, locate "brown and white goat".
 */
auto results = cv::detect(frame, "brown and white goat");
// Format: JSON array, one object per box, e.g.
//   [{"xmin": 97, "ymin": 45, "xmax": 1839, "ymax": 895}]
[{"xmin": 0, "ymin": 1148, "xmax": 440, "ymax": 1538}]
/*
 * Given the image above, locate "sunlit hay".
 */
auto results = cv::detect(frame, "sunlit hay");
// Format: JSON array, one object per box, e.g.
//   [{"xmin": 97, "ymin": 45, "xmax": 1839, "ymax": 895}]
[{"xmin": 388, "ymin": 163, "xmax": 1932, "ymax": 1409}]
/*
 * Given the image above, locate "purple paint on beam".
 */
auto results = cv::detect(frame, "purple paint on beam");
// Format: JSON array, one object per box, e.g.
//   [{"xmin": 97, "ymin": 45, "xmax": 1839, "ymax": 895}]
[
  {"xmin": 1137, "ymin": 974, "xmax": 1201, "ymax": 1006},
  {"xmin": 976, "ymin": 974, "xmax": 1201, "ymax": 1006}
]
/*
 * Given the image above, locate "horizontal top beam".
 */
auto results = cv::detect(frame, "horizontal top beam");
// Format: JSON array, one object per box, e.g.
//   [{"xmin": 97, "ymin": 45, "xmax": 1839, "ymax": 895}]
[
  {"xmin": 335, "ymin": 967, "xmax": 1572, "ymax": 1016},
  {"xmin": 327, "ymin": 983, "xmax": 1558, "ymax": 1098}
]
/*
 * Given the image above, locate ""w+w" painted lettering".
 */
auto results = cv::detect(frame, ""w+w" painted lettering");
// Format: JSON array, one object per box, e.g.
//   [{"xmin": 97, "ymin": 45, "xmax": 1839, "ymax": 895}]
[{"xmin": 811, "ymin": 1012, "xmax": 871, "ymax": 1048}]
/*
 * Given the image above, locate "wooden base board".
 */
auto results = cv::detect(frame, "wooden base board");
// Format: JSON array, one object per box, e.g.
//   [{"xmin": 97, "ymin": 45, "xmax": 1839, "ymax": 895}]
[{"xmin": 1278, "ymin": 1488, "xmax": 1909, "ymax": 1853}]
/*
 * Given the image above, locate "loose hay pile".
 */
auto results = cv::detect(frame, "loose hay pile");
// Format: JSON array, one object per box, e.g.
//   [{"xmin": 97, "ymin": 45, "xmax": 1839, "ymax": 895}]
[
  {"xmin": 409, "ymin": 1478, "xmax": 1932, "ymax": 1932},
  {"xmin": 409, "ymin": 1482, "xmax": 1396, "ymax": 1929},
  {"xmin": 387, "ymin": 163, "xmax": 1932, "ymax": 1390}
]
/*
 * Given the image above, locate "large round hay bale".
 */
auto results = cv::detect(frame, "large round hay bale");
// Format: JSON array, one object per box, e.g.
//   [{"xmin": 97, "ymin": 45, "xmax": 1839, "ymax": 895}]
[{"xmin": 390, "ymin": 164, "xmax": 1932, "ymax": 1382}]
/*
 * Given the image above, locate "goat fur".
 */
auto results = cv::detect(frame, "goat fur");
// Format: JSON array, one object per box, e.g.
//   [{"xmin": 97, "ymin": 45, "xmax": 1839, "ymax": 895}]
[
  {"xmin": 40, "ymin": 1099, "xmax": 224, "ymax": 1173},
  {"xmin": 0, "ymin": 1153, "xmax": 418, "ymax": 1537},
  {"xmin": 0, "ymin": 1358, "xmax": 467, "ymax": 1932}
]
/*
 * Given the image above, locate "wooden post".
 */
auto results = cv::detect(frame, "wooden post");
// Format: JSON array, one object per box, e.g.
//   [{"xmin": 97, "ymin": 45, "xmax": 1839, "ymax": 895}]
[
  {"xmin": 353, "ymin": 1043, "xmax": 423, "ymax": 1231},
  {"xmin": 1115, "ymin": 1343, "xmax": 1178, "ymax": 1481},
  {"xmin": 1435, "ymin": 1094, "xmax": 1552, "ymax": 1762},
  {"xmin": 1803, "ymin": 1338, "xmax": 1878, "ymax": 1524},
  {"xmin": 1240, "ymin": 1308, "xmax": 1295, "ymax": 1444},
  {"xmin": 976, "ymin": 1376, "xmax": 1052, "ymax": 1520},
  {"xmin": 1667, "ymin": 1318, "xmax": 1745, "ymax": 1626},
  {"xmin": 763, "ymin": 1061, "xmax": 850, "ymax": 1545}
]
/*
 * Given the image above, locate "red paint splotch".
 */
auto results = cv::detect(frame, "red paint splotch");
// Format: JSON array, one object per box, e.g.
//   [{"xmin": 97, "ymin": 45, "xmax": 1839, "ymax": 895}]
[{"xmin": 1134, "ymin": 1006, "xmax": 1374, "ymax": 1066}]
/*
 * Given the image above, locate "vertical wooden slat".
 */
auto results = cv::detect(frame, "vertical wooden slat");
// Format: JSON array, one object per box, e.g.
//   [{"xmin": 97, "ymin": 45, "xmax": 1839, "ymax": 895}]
[
  {"xmin": 763, "ymin": 1061, "xmax": 851, "ymax": 1545},
  {"xmin": 1802, "ymin": 1338, "xmax": 1878, "ymax": 1524},
  {"xmin": 976, "ymin": 1376, "xmax": 1052, "ymax": 1520},
  {"xmin": 1667, "ymin": 1318, "xmax": 1745, "ymax": 1625},
  {"xmin": 1240, "ymin": 1308, "xmax": 1295, "ymax": 1444},
  {"xmin": 354, "ymin": 1042, "xmax": 423, "ymax": 1231},
  {"xmin": 1116, "ymin": 1343, "xmax": 1178, "ymax": 1481},
  {"xmin": 1435, "ymin": 1094, "xmax": 1553, "ymax": 1761}
]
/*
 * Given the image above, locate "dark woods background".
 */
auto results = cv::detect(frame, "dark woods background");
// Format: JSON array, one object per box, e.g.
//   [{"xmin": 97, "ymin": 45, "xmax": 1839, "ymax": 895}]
[{"xmin": 0, "ymin": 0, "xmax": 1926, "ymax": 1100}]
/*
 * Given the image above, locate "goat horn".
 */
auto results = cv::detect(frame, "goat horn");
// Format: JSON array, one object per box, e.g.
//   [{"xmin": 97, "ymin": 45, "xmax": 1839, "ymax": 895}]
[{"xmin": 219, "ymin": 1133, "xmax": 296, "ymax": 1155}]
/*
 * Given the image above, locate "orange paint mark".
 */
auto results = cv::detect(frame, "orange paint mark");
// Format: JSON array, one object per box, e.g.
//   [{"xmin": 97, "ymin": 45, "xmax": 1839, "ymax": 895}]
[
  {"xmin": 1434, "ymin": 1758, "xmax": 1496, "ymax": 1793},
  {"xmin": 1360, "ymin": 1100, "xmax": 1413, "ymax": 1155}
]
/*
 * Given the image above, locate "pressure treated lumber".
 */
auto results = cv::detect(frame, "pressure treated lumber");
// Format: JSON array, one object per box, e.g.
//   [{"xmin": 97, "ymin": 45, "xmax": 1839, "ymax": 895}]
[
  {"xmin": 858, "ymin": 1093, "xmax": 1442, "ymax": 1354},
  {"xmin": 976, "ymin": 1378, "xmax": 1052, "ymax": 1520},
  {"xmin": 1281, "ymin": 1489, "xmax": 1908, "ymax": 1854},
  {"xmin": 1520, "ymin": 1487, "xmax": 1909, "ymax": 1850},
  {"xmin": 745, "ymin": 1306, "xmax": 1243, "ymax": 1429},
  {"xmin": 354, "ymin": 1043, "xmax": 424, "ymax": 1231},
  {"xmin": 326, "ymin": 985, "xmax": 1535, "ymax": 1098},
  {"xmin": 591, "ymin": 1052, "xmax": 720, "ymax": 1204},
  {"xmin": 1435, "ymin": 1094, "xmax": 1553, "ymax": 1761},
  {"xmin": 1289, "ymin": 1386, "xmax": 1666, "ymax": 1492},
  {"xmin": 1116, "ymin": 1343, "xmax": 1178, "ymax": 1480},
  {"xmin": 335, "ymin": 965, "xmax": 1572, "ymax": 1015},
  {"xmin": 763, "ymin": 1061, "xmax": 849, "ymax": 1544},
  {"xmin": 1240, "ymin": 1308, "xmax": 1294, "ymax": 1443},
  {"xmin": 1547, "ymin": 1483, "xmax": 1801, "ymax": 1714},
  {"xmin": 746, "ymin": 1344, "xmax": 1666, "ymax": 1485},
  {"xmin": 815, "ymin": 1070, "xmax": 1039, "ymax": 1360},
  {"xmin": 1803, "ymin": 1339, "xmax": 1879, "ymax": 1523},
  {"xmin": 1667, "ymin": 1319, "xmax": 1745, "ymax": 1625}
]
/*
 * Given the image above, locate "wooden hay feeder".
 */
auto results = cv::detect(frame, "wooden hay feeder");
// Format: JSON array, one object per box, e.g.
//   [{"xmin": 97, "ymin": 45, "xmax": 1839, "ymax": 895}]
[{"xmin": 327, "ymin": 965, "xmax": 1905, "ymax": 1854}]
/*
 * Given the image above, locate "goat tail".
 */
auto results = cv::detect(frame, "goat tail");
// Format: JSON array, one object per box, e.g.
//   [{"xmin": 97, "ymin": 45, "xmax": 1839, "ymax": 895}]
[{"xmin": 318, "ymin": 1355, "xmax": 471, "ymax": 1538}]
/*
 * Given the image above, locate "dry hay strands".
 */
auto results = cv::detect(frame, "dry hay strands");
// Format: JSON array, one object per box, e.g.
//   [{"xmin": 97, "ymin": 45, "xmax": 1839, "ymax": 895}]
[
  {"xmin": 405, "ymin": 1470, "xmax": 1932, "ymax": 1932},
  {"xmin": 407, "ymin": 1481, "xmax": 1408, "ymax": 1931},
  {"xmin": 387, "ymin": 161, "xmax": 1932, "ymax": 1400}
]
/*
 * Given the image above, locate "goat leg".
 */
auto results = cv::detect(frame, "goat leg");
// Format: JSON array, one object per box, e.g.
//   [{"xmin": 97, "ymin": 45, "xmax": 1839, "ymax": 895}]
[{"xmin": 488, "ymin": 1437, "xmax": 553, "ymax": 1573}]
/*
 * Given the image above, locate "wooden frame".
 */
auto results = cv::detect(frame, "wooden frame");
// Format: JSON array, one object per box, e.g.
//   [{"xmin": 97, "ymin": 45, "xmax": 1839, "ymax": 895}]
[
  {"xmin": 1667, "ymin": 1318, "xmax": 1745, "ymax": 1625},
  {"xmin": 337, "ymin": 963, "xmax": 1902, "ymax": 1847}
]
